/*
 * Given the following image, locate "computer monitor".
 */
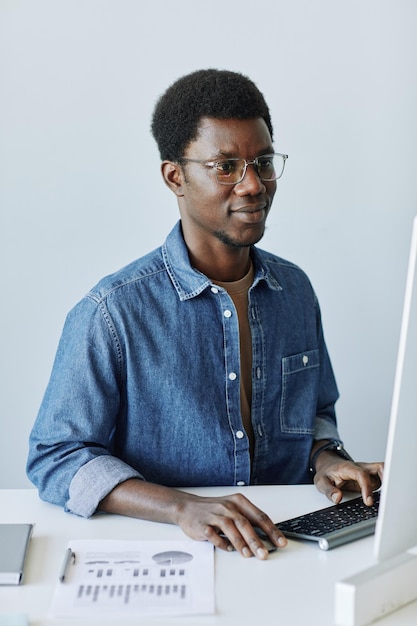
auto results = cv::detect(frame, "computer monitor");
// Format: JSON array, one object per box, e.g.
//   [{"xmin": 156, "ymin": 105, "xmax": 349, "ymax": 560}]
[{"xmin": 374, "ymin": 214, "xmax": 417, "ymax": 562}]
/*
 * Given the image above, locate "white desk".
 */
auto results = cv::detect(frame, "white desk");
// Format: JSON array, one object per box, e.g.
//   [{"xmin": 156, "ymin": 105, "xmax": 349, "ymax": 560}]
[{"xmin": 1, "ymin": 486, "xmax": 416, "ymax": 625}]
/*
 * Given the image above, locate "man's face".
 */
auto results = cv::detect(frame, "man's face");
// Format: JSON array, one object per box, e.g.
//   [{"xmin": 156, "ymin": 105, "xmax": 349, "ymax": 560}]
[{"xmin": 176, "ymin": 117, "xmax": 277, "ymax": 250}]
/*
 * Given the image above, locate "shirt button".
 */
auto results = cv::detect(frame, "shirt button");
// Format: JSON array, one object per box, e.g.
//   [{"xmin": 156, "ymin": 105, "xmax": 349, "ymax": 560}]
[
  {"xmin": 236, "ymin": 430, "xmax": 245, "ymax": 439},
  {"xmin": 223, "ymin": 309, "xmax": 232, "ymax": 318},
  {"xmin": 256, "ymin": 366, "xmax": 261, "ymax": 379},
  {"xmin": 229, "ymin": 372, "xmax": 237, "ymax": 381},
  {"xmin": 211, "ymin": 287, "xmax": 219, "ymax": 294},
  {"xmin": 302, "ymin": 355, "xmax": 309, "ymax": 365},
  {"xmin": 237, "ymin": 481, "xmax": 246, "ymax": 486}
]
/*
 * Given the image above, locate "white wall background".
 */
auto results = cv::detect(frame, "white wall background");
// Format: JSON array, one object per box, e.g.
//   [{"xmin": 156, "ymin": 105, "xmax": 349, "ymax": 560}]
[{"xmin": 1, "ymin": 0, "xmax": 416, "ymax": 488}]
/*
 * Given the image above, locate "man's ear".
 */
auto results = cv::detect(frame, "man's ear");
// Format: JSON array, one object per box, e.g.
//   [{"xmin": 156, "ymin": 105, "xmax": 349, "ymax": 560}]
[{"xmin": 161, "ymin": 161, "xmax": 185, "ymax": 197}]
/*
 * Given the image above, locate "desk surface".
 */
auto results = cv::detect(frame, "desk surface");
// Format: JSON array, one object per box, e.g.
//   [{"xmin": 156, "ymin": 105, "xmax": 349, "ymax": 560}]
[{"xmin": 1, "ymin": 486, "xmax": 416, "ymax": 625}]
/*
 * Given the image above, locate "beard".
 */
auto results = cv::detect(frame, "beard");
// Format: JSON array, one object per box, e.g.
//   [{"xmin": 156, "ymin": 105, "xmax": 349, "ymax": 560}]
[{"xmin": 213, "ymin": 224, "xmax": 266, "ymax": 249}]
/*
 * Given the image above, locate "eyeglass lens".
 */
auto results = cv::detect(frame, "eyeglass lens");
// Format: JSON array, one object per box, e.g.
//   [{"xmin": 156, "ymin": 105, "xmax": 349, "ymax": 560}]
[{"xmin": 215, "ymin": 154, "xmax": 284, "ymax": 184}]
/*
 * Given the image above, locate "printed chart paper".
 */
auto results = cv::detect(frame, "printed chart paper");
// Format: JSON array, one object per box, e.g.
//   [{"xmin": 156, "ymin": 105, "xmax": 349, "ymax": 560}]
[{"xmin": 51, "ymin": 539, "xmax": 215, "ymax": 618}]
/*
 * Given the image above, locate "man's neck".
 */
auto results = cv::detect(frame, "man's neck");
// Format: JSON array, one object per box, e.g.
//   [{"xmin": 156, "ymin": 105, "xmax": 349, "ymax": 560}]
[{"xmin": 188, "ymin": 246, "xmax": 252, "ymax": 282}]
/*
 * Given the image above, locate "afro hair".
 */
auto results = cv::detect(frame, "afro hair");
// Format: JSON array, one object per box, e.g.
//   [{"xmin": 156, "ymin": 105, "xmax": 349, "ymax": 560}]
[{"xmin": 151, "ymin": 69, "xmax": 273, "ymax": 162}]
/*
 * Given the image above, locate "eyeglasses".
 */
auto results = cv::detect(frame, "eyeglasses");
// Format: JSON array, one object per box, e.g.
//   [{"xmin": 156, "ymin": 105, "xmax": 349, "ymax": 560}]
[{"xmin": 178, "ymin": 153, "xmax": 288, "ymax": 185}]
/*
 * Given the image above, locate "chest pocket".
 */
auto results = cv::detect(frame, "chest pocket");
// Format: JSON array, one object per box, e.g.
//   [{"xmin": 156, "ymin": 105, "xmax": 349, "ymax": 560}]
[{"xmin": 279, "ymin": 349, "xmax": 320, "ymax": 434}]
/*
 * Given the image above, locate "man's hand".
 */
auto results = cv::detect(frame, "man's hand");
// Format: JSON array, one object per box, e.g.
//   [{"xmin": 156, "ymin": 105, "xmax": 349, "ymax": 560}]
[
  {"xmin": 99, "ymin": 479, "xmax": 287, "ymax": 560},
  {"xmin": 313, "ymin": 451, "xmax": 384, "ymax": 505},
  {"xmin": 173, "ymin": 491, "xmax": 287, "ymax": 559}
]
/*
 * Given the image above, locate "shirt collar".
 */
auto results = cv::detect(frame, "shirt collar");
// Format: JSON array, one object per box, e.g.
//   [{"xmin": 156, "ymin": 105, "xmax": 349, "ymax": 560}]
[{"xmin": 162, "ymin": 220, "xmax": 282, "ymax": 301}]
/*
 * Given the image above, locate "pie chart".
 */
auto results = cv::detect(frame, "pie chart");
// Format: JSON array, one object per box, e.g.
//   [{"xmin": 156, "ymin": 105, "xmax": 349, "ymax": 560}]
[{"xmin": 152, "ymin": 550, "xmax": 193, "ymax": 565}]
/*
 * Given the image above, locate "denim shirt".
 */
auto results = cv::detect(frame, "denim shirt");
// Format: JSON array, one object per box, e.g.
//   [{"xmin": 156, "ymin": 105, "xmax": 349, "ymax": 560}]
[{"xmin": 27, "ymin": 221, "xmax": 340, "ymax": 517}]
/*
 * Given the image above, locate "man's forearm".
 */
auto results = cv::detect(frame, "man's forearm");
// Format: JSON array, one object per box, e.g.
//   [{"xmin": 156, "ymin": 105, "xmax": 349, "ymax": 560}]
[
  {"xmin": 97, "ymin": 478, "xmax": 193, "ymax": 525},
  {"xmin": 97, "ymin": 478, "xmax": 287, "ymax": 559}
]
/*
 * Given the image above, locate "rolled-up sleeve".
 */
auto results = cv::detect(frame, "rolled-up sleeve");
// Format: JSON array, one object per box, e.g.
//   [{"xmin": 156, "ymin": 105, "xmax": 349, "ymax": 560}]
[
  {"xmin": 313, "ymin": 293, "xmax": 340, "ymax": 443},
  {"xmin": 66, "ymin": 456, "xmax": 142, "ymax": 518},
  {"xmin": 27, "ymin": 294, "xmax": 138, "ymax": 512}
]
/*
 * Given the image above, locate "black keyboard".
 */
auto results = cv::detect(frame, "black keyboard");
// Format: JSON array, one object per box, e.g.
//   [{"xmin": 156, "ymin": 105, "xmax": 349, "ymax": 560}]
[{"xmin": 276, "ymin": 491, "xmax": 381, "ymax": 550}]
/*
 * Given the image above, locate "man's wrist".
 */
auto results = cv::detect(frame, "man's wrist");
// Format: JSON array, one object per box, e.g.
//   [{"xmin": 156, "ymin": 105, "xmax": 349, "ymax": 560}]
[{"xmin": 309, "ymin": 439, "xmax": 354, "ymax": 475}]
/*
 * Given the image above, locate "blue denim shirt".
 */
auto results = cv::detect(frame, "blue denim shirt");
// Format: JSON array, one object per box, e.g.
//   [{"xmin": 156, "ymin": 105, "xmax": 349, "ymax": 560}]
[{"xmin": 27, "ymin": 221, "xmax": 340, "ymax": 517}]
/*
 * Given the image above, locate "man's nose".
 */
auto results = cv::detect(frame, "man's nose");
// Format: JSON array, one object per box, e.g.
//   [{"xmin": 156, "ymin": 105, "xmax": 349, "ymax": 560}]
[{"xmin": 234, "ymin": 163, "xmax": 266, "ymax": 195}]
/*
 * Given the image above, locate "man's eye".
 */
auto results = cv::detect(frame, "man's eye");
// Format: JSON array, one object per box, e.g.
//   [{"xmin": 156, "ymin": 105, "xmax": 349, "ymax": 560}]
[
  {"xmin": 216, "ymin": 161, "xmax": 236, "ymax": 175},
  {"xmin": 258, "ymin": 157, "xmax": 273, "ymax": 169}
]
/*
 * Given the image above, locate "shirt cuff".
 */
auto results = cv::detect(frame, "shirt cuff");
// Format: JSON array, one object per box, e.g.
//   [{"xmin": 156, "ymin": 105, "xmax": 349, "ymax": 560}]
[
  {"xmin": 65, "ymin": 455, "xmax": 143, "ymax": 518},
  {"xmin": 314, "ymin": 416, "xmax": 341, "ymax": 443}
]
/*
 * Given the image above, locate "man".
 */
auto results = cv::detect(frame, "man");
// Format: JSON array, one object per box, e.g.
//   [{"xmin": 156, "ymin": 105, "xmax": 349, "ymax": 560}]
[{"xmin": 27, "ymin": 69, "xmax": 383, "ymax": 560}]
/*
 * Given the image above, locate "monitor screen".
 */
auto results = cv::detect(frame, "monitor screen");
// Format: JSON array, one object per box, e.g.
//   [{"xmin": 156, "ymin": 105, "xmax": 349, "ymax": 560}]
[{"xmin": 374, "ymin": 215, "xmax": 417, "ymax": 562}]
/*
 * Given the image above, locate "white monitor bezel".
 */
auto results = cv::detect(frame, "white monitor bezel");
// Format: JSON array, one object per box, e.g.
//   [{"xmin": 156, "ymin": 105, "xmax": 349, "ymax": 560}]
[{"xmin": 374, "ymin": 215, "xmax": 417, "ymax": 561}]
